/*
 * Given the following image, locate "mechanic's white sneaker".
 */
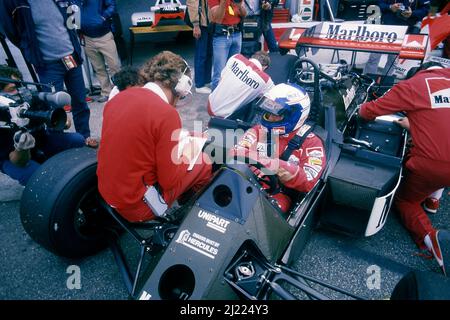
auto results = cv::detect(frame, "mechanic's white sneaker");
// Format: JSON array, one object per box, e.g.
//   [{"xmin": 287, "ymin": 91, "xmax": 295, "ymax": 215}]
[
  {"xmin": 422, "ymin": 197, "xmax": 440, "ymax": 214},
  {"xmin": 424, "ymin": 230, "xmax": 450, "ymax": 276},
  {"xmin": 195, "ymin": 86, "xmax": 211, "ymax": 94}
]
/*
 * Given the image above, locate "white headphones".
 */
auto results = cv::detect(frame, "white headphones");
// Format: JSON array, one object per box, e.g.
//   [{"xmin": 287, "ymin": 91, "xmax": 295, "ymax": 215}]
[{"xmin": 174, "ymin": 60, "xmax": 193, "ymax": 98}]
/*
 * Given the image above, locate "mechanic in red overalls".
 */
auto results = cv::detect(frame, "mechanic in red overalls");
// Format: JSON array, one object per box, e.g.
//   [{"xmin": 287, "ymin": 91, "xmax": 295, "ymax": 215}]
[
  {"xmin": 359, "ymin": 63, "xmax": 450, "ymax": 276},
  {"xmin": 97, "ymin": 51, "xmax": 212, "ymax": 222},
  {"xmin": 232, "ymin": 83, "xmax": 326, "ymax": 212}
]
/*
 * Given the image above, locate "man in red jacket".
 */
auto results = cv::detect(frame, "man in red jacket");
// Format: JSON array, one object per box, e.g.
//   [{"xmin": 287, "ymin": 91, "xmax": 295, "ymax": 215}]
[
  {"xmin": 97, "ymin": 51, "xmax": 212, "ymax": 222},
  {"xmin": 232, "ymin": 83, "xmax": 326, "ymax": 212},
  {"xmin": 359, "ymin": 63, "xmax": 450, "ymax": 276}
]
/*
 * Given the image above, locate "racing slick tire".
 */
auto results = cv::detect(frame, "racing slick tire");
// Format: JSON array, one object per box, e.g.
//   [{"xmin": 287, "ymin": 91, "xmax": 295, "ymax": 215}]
[
  {"xmin": 391, "ymin": 270, "xmax": 450, "ymax": 300},
  {"xmin": 20, "ymin": 147, "xmax": 112, "ymax": 258}
]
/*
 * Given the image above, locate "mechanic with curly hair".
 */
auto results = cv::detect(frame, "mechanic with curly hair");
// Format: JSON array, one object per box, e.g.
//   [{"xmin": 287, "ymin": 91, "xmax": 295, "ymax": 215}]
[
  {"xmin": 231, "ymin": 83, "xmax": 326, "ymax": 213},
  {"xmin": 359, "ymin": 63, "xmax": 450, "ymax": 276},
  {"xmin": 97, "ymin": 51, "xmax": 212, "ymax": 222}
]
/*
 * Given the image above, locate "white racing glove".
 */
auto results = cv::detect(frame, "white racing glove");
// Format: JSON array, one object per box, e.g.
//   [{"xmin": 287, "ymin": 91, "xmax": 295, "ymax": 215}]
[{"xmin": 13, "ymin": 131, "xmax": 35, "ymax": 151}]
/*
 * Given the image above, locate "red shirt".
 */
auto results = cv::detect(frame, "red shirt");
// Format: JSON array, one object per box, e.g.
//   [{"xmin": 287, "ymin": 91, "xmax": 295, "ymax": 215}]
[
  {"xmin": 97, "ymin": 87, "xmax": 188, "ymax": 212},
  {"xmin": 359, "ymin": 68, "xmax": 450, "ymax": 163},
  {"xmin": 208, "ymin": 0, "xmax": 242, "ymax": 25}
]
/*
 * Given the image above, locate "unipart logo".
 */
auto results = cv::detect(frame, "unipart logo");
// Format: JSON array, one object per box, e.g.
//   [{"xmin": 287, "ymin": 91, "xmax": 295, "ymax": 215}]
[
  {"xmin": 198, "ymin": 209, "xmax": 231, "ymax": 233},
  {"xmin": 426, "ymin": 77, "xmax": 450, "ymax": 109},
  {"xmin": 325, "ymin": 24, "xmax": 399, "ymax": 43}
]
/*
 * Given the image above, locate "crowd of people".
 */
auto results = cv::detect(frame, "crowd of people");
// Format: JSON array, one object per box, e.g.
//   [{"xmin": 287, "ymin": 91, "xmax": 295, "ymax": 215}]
[{"xmin": 0, "ymin": 0, "xmax": 449, "ymax": 281}]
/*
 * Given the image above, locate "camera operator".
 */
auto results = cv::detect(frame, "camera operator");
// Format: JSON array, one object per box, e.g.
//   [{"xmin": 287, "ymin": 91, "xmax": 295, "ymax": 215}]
[
  {"xmin": 0, "ymin": 66, "xmax": 85, "ymax": 186},
  {"xmin": 97, "ymin": 51, "xmax": 212, "ymax": 222},
  {"xmin": 364, "ymin": 0, "xmax": 430, "ymax": 75},
  {"xmin": 243, "ymin": 0, "xmax": 279, "ymax": 52},
  {"xmin": 0, "ymin": 0, "xmax": 98, "ymax": 148},
  {"xmin": 208, "ymin": 0, "xmax": 247, "ymax": 90},
  {"xmin": 358, "ymin": 63, "xmax": 450, "ymax": 276}
]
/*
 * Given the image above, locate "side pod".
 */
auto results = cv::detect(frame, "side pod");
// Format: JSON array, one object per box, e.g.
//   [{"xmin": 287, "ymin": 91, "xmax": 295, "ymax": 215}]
[{"xmin": 136, "ymin": 166, "xmax": 295, "ymax": 300}]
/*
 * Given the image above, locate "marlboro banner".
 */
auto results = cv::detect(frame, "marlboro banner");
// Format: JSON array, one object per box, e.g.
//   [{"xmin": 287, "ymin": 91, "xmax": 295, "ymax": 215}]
[
  {"xmin": 317, "ymin": 22, "xmax": 407, "ymax": 45},
  {"xmin": 297, "ymin": 0, "xmax": 314, "ymax": 22}
]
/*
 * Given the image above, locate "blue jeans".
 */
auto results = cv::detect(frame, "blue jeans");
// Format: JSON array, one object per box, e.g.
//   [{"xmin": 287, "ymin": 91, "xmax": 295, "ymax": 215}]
[
  {"xmin": 35, "ymin": 61, "xmax": 91, "ymax": 138},
  {"xmin": 263, "ymin": 24, "xmax": 279, "ymax": 53},
  {"xmin": 1, "ymin": 131, "xmax": 85, "ymax": 185},
  {"xmin": 194, "ymin": 26, "xmax": 213, "ymax": 88},
  {"xmin": 211, "ymin": 32, "xmax": 242, "ymax": 90}
]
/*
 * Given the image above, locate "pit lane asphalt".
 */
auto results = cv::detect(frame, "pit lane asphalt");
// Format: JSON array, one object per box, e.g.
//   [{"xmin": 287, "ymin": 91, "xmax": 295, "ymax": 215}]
[{"xmin": 1, "ymin": 42, "xmax": 449, "ymax": 300}]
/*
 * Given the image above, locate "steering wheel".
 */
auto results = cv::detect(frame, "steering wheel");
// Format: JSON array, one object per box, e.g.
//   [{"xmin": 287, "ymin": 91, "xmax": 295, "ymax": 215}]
[
  {"xmin": 232, "ymin": 155, "xmax": 281, "ymax": 195},
  {"xmin": 292, "ymin": 61, "xmax": 316, "ymax": 85}
]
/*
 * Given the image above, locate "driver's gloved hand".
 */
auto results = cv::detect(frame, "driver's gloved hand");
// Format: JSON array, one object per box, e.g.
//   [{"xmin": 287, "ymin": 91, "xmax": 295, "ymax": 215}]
[{"xmin": 13, "ymin": 131, "xmax": 35, "ymax": 151}]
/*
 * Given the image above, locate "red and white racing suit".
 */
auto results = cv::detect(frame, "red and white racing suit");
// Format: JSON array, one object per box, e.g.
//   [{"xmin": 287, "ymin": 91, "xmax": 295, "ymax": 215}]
[
  {"xmin": 359, "ymin": 67, "xmax": 450, "ymax": 249},
  {"xmin": 232, "ymin": 125, "xmax": 326, "ymax": 212},
  {"xmin": 208, "ymin": 54, "xmax": 274, "ymax": 118}
]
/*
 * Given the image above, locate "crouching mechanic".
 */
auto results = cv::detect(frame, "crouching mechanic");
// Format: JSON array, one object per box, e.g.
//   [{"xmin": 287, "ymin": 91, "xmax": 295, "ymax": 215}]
[
  {"xmin": 0, "ymin": 66, "xmax": 85, "ymax": 185},
  {"xmin": 97, "ymin": 51, "xmax": 212, "ymax": 222},
  {"xmin": 358, "ymin": 63, "xmax": 450, "ymax": 276},
  {"xmin": 207, "ymin": 51, "xmax": 274, "ymax": 120},
  {"xmin": 231, "ymin": 83, "xmax": 326, "ymax": 212}
]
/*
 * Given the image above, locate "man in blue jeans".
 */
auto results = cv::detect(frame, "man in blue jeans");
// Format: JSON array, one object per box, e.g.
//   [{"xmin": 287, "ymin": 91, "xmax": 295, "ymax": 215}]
[
  {"xmin": 0, "ymin": 0, "xmax": 98, "ymax": 147},
  {"xmin": 244, "ymin": 0, "xmax": 279, "ymax": 52},
  {"xmin": 0, "ymin": 66, "xmax": 85, "ymax": 185},
  {"xmin": 187, "ymin": 0, "xmax": 213, "ymax": 94},
  {"xmin": 208, "ymin": 0, "xmax": 247, "ymax": 90}
]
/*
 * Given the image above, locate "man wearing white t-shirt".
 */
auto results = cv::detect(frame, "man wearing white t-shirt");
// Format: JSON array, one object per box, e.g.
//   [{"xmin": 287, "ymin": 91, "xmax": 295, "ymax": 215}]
[{"xmin": 207, "ymin": 51, "xmax": 274, "ymax": 120}]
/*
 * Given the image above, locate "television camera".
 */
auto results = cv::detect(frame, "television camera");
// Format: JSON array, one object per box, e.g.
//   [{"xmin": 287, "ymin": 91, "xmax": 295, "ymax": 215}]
[{"xmin": 0, "ymin": 77, "xmax": 69, "ymax": 133}]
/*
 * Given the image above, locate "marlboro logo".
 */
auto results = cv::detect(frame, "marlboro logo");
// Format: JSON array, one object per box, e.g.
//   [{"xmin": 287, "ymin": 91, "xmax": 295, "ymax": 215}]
[
  {"xmin": 426, "ymin": 77, "xmax": 450, "ymax": 108},
  {"xmin": 324, "ymin": 24, "xmax": 399, "ymax": 44}
]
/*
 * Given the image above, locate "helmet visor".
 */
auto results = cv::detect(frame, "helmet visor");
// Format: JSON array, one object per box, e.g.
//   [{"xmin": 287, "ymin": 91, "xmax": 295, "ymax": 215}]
[{"xmin": 256, "ymin": 96, "xmax": 284, "ymax": 116}]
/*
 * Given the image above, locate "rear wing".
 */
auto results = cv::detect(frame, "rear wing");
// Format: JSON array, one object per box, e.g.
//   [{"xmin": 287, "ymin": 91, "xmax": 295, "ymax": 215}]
[{"xmin": 279, "ymin": 22, "xmax": 429, "ymax": 61}]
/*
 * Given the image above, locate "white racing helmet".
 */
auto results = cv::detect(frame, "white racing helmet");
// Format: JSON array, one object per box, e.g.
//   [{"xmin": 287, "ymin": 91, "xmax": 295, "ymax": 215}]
[{"xmin": 258, "ymin": 83, "xmax": 311, "ymax": 134}]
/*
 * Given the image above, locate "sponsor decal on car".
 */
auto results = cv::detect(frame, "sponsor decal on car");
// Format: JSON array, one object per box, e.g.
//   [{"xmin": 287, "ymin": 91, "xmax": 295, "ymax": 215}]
[
  {"xmin": 323, "ymin": 23, "xmax": 404, "ymax": 44},
  {"xmin": 175, "ymin": 229, "xmax": 220, "ymax": 259},
  {"xmin": 198, "ymin": 209, "xmax": 230, "ymax": 234}
]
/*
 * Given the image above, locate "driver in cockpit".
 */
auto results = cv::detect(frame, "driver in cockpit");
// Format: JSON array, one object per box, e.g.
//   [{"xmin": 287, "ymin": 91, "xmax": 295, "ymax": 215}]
[{"xmin": 231, "ymin": 83, "xmax": 326, "ymax": 213}]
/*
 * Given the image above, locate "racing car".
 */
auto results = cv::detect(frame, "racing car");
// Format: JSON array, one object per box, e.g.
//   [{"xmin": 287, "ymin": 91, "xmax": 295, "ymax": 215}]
[
  {"xmin": 18, "ymin": 49, "xmax": 411, "ymax": 300},
  {"xmin": 131, "ymin": 0, "xmax": 187, "ymax": 28}
]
